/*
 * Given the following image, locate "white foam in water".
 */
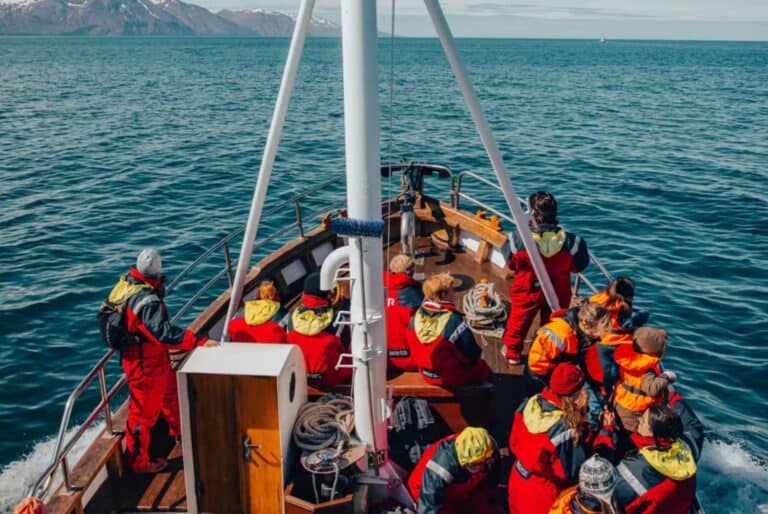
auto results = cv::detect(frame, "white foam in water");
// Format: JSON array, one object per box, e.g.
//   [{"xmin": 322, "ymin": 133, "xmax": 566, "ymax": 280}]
[
  {"xmin": 0, "ymin": 423, "xmax": 104, "ymax": 513},
  {"xmin": 698, "ymin": 439, "xmax": 768, "ymax": 513}
]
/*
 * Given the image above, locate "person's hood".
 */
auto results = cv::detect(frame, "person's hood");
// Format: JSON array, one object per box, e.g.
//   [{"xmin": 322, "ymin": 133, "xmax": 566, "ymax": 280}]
[
  {"xmin": 244, "ymin": 299, "xmax": 281, "ymax": 326},
  {"xmin": 522, "ymin": 392, "xmax": 563, "ymax": 435},
  {"xmin": 639, "ymin": 440, "xmax": 697, "ymax": 481},
  {"xmin": 291, "ymin": 304, "xmax": 334, "ymax": 336},
  {"xmin": 413, "ymin": 301, "xmax": 455, "ymax": 344},
  {"xmin": 614, "ymin": 343, "xmax": 660, "ymax": 373},
  {"xmin": 531, "ymin": 224, "xmax": 566, "ymax": 258}
]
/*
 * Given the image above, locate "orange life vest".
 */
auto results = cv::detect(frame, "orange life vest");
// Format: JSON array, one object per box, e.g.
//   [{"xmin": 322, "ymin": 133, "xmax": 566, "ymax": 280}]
[
  {"xmin": 589, "ymin": 290, "xmax": 624, "ymax": 330},
  {"xmin": 613, "ymin": 345, "xmax": 664, "ymax": 413},
  {"xmin": 528, "ymin": 312, "xmax": 580, "ymax": 376}
]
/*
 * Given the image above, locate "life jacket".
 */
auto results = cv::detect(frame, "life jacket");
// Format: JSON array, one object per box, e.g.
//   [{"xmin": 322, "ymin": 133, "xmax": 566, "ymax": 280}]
[
  {"xmin": 407, "ymin": 301, "xmax": 490, "ymax": 388},
  {"xmin": 507, "ymin": 224, "xmax": 588, "ymax": 309},
  {"xmin": 229, "ymin": 299, "xmax": 287, "ymax": 343},
  {"xmin": 613, "ymin": 344, "xmax": 664, "ymax": 413},
  {"xmin": 286, "ymin": 294, "xmax": 350, "ymax": 389},
  {"xmin": 99, "ymin": 274, "xmax": 153, "ymax": 351},
  {"xmin": 528, "ymin": 308, "xmax": 582, "ymax": 377},
  {"xmin": 615, "ymin": 436, "xmax": 697, "ymax": 514},
  {"xmin": 548, "ymin": 486, "xmax": 605, "ymax": 514},
  {"xmin": 584, "ymin": 328, "xmax": 633, "ymax": 397},
  {"xmin": 384, "ymin": 271, "xmax": 423, "ymax": 371},
  {"xmin": 407, "ymin": 434, "xmax": 495, "ymax": 513},
  {"xmin": 589, "ymin": 290, "xmax": 623, "ymax": 330}
]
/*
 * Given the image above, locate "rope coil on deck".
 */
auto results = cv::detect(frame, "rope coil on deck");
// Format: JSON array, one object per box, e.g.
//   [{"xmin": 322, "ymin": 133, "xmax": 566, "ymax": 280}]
[
  {"xmin": 462, "ymin": 281, "xmax": 508, "ymax": 336},
  {"xmin": 292, "ymin": 395, "xmax": 354, "ymax": 452}
]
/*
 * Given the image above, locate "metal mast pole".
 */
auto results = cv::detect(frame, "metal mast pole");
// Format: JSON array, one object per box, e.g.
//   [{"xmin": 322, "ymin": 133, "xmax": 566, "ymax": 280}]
[
  {"xmin": 424, "ymin": 0, "xmax": 561, "ymax": 311},
  {"xmin": 221, "ymin": 0, "xmax": 316, "ymax": 341},
  {"xmin": 340, "ymin": 0, "xmax": 388, "ymax": 458}
]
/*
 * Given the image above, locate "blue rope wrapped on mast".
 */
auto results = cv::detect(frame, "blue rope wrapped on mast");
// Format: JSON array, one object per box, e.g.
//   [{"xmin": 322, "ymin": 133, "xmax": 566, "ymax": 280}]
[{"xmin": 331, "ymin": 218, "xmax": 385, "ymax": 238}]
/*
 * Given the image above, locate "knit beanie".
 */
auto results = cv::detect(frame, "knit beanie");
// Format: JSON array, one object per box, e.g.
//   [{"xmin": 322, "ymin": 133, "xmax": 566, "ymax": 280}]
[
  {"xmin": 136, "ymin": 248, "xmax": 162, "ymax": 278},
  {"xmin": 579, "ymin": 455, "xmax": 616, "ymax": 500},
  {"xmin": 549, "ymin": 363, "xmax": 585, "ymax": 396},
  {"xmin": 634, "ymin": 327, "xmax": 668, "ymax": 354},
  {"xmin": 303, "ymin": 272, "xmax": 325, "ymax": 297}
]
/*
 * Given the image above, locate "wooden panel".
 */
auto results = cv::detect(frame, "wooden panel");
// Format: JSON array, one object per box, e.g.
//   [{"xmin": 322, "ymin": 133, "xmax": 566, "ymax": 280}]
[
  {"xmin": 137, "ymin": 444, "xmax": 186, "ymax": 511},
  {"xmin": 188, "ymin": 374, "xmax": 242, "ymax": 514},
  {"xmin": 234, "ymin": 376, "xmax": 283, "ymax": 514}
]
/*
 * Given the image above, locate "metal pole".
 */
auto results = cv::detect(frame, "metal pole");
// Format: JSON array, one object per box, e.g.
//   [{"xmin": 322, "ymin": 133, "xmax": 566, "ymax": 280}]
[
  {"xmin": 221, "ymin": 0, "xmax": 316, "ymax": 342},
  {"xmin": 340, "ymin": 0, "xmax": 388, "ymax": 459},
  {"xmin": 223, "ymin": 242, "xmax": 234, "ymax": 289},
  {"xmin": 423, "ymin": 0, "xmax": 561, "ymax": 311},
  {"xmin": 97, "ymin": 368, "xmax": 113, "ymax": 435}
]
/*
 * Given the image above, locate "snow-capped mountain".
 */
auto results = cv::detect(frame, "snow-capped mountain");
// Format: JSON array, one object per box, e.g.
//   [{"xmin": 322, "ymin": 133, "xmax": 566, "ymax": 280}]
[{"xmin": 0, "ymin": 0, "xmax": 340, "ymax": 36}]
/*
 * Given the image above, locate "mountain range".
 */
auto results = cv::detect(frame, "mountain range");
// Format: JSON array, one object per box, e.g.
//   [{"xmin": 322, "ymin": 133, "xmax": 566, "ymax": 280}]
[{"xmin": 0, "ymin": 0, "xmax": 340, "ymax": 36}]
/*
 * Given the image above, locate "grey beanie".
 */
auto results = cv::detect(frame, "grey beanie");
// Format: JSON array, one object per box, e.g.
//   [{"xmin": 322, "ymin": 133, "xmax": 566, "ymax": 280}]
[
  {"xmin": 136, "ymin": 248, "xmax": 162, "ymax": 278},
  {"xmin": 579, "ymin": 455, "xmax": 616, "ymax": 500}
]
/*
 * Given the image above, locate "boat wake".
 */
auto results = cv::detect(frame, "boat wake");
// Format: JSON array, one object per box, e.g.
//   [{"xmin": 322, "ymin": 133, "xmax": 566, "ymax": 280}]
[
  {"xmin": 0, "ymin": 423, "xmax": 103, "ymax": 514},
  {"xmin": 0, "ymin": 428, "xmax": 766, "ymax": 513}
]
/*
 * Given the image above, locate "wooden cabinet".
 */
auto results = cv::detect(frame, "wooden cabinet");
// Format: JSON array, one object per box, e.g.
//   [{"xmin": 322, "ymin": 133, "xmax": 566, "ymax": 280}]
[{"xmin": 178, "ymin": 343, "xmax": 307, "ymax": 514}]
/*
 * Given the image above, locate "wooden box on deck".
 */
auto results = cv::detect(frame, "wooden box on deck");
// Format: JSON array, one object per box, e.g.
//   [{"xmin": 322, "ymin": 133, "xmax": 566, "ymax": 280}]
[{"xmin": 178, "ymin": 343, "xmax": 307, "ymax": 514}]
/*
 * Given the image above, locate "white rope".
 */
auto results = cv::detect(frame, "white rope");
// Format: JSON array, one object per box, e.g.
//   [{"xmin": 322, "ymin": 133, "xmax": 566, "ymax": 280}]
[
  {"xmin": 292, "ymin": 395, "xmax": 354, "ymax": 452},
  {"xmin": 462, "ymin": 281, "xmax": 508, "ymax": 336}
]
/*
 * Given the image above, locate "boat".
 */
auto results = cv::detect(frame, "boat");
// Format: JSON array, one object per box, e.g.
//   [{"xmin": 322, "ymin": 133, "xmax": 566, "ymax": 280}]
[
  {"xmin": 18, "ymin": 1, "xmax": 705, "ymax": 513},
  {"xmin": 600, "ymin": 33, "xmax": 607, "ymax": 43}
]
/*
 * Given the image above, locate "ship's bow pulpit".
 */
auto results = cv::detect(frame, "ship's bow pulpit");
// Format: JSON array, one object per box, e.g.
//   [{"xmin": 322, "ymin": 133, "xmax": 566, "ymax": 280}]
[{"xmin": 178, "ymin": 343, "xmax": 307, "ymax": 514}]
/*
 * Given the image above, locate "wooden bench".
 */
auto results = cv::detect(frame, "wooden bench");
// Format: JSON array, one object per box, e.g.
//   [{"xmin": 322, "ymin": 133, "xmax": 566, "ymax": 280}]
[{"xmin": 310, "ymin": 372, "xmax": 493, "ymax": 432}]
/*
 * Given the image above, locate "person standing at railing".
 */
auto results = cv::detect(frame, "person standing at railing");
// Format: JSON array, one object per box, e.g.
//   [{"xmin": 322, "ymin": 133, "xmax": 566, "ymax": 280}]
[
  {"xmin": 228, "ymin": 280, "xmax": 289, "ymax": 343},
  {"xmin": 501, "ymin": 191, "xmax": 590, "ymax": 364},
  {"xmin": 118, "ymin": 248, "xmax": 208, "ymax": 473}
]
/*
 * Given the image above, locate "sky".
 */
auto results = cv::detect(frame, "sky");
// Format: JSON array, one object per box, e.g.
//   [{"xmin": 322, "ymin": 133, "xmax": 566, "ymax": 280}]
[{"xmin": 199, "ymin": 0, "xmax": 768, "ymax": 40}]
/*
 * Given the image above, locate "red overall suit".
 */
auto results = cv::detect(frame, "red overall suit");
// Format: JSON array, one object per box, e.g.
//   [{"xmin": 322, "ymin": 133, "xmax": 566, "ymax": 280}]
[
  {"xmin": 407, "ymin": 434, "xmax": 498, "ymax": 514},
  {"xmin": 384, "ymin": 271, "xmax": 423, "ymax": 371},
  {"xmin": 407, "ymin": 300, "xmax": 492, "ymax": 388},
  {"xmin": 508, "ymin": 390, "xmax": 615, "ymax": 514},
  {"xmin": 228, "ymin": 298, "xmax": 288, "ymax": 343},
  {"xmin": 121, "ymin": 268, "xmax": 202, "ymax": 472},
  {"xmin": 502, "ymin": 225, "xmax": 589, "ymax": 361},
  {"xmin": 286, "ymin": 294, "xmax": 352, "ymax": 389}
]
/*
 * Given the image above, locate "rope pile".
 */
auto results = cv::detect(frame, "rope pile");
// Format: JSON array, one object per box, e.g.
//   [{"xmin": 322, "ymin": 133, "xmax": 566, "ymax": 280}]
[
  {"xmin": 293, "ymin": 395, "xmax": 354, "ymax": 453},
  {"xmin": 462, "ymin": 281, "xmax": 508, "ymax": 336}
]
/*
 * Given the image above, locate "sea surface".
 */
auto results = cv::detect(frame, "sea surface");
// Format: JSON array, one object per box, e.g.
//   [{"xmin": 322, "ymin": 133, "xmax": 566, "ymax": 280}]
[{"xmin": 0, "ymin": 37, "xmax": 767, "ymax": 513}]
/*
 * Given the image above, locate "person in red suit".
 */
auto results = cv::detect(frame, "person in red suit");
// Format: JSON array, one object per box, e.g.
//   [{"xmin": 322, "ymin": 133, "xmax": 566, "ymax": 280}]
[
  {"xmin": 407, "ymin": 427, "xmax": 500, "ymax": 514},
  {"xmin": 614, "ymin": 394, "xmax": 703, "ymax": 514},
  {"xmin": 116, "ymin": 248, "xmax": 206, "ymax": 473},
  {"xmin": 501, "ymin": 191, "xmax": 590, "ymax": 364},
  {"xmin": 508, "ymin": 363, "xmax": 616, "ymax": 514},
  {"xmin": 228, "ymin": 280, "xmax": 288, "ymax": 343},
  {"xmin": 384, "ymin": 254, "xmax": 423, "ymax": 371},
  {"xmin": 407, "ymin": 273, "xmax": 492, "ymax": 388},
  {"xmin": 286, "ymin": 272, "xmax": 352, "ymax": 389}
]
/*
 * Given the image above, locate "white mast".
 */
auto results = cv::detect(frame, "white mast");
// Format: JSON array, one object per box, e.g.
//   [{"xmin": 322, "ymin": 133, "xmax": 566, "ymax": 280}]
[{"xmin": 339, "ymin": 0, "xmax": 388, "ymax": 459}]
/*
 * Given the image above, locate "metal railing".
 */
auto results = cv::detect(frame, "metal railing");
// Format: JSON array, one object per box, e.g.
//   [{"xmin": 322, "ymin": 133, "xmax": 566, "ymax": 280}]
[
  {"xmin": 452, "ymin": 169, "xmax": 613, "ymax": 295},
  {"xmin": 27, "ymin": 177, "xmax": 344, "ymax": 501}
]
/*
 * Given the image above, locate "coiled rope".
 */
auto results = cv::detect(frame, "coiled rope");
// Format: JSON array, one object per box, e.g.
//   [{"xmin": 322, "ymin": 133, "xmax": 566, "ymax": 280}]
[
  {"xmin": 292, "ymin": 395, "xmax": 355, "ymax": 452},
  {"xmin": 462, "ymin": 281, "xmax": 508, "ymax": 336}
]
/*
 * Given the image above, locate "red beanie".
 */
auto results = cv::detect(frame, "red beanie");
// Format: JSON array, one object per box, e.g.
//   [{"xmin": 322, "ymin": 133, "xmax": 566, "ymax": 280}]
[{"xmin": 549, "ymin": 363, "xmax": 585, "ymax": 396}]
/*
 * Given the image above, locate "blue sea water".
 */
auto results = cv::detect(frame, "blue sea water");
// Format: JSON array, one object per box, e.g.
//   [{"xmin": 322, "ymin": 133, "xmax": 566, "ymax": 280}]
[{"xmin": 0, "ymin": 37, "xmax": 767, "ymax": 512}]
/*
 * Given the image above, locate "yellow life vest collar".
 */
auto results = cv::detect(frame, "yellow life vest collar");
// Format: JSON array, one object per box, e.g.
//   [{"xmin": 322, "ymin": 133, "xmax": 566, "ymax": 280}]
[
  {"xmin": 108, "ymin": 275, "xmax": 152, "ymax": 305},
  {"xmin": 639, "ymin": 439, "xmax": 697, "ymax": 481},
  {"xmin": 244, "ymin": 299, "xmax": 281, "ymax": 326},
  {"xmin": 413, "ymin": 306, "xmax": 452, "ymax": 345},
  {"xmin": 291, "ymin": 306, "xmax": 334, "ymax": 336},
  {"xmin": 532, "ymin": 228, "xmax": 566, "ymax": 258},
  {"xmin": 522, "ymin": 394, "xmax": 563, "ymax": 434}
]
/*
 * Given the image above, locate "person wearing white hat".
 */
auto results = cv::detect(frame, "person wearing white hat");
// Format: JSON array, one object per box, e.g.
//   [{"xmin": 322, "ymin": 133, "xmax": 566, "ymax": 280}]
[
  {"xmin": 548, "ymin": 455, "xmax": 619, "ymax": 514},
  {"xmin": 108, "ymin": 248, "xmax": 207, "ymax": 473}
]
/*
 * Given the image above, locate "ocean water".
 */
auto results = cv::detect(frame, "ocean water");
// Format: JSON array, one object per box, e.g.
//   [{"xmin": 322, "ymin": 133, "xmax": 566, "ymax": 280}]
[{"xmin": 1, "ymin": 37, "xmax": 767, "ymax": 512}]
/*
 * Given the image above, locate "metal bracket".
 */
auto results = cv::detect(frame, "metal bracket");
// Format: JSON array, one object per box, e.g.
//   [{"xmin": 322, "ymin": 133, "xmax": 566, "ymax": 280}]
[
  {"xmin": 243, "ymin": 436, "xmax": 261, "ymax": 462},
  {"xmin": 367, "ymin": 449, "xmax": 386, "ymax": 468}
]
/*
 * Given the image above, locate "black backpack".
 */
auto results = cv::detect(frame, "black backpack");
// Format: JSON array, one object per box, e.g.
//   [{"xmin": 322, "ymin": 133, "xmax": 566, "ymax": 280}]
[{"xmin": 98, "ymin": 276, "xmax": 153, "ymax": 351}]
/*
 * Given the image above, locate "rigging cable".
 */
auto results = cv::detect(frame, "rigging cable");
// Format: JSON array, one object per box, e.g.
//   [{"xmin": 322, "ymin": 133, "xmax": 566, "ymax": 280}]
[{"xmin": 385, "ymin": 0, "xmax": 396, "ymax": 268}]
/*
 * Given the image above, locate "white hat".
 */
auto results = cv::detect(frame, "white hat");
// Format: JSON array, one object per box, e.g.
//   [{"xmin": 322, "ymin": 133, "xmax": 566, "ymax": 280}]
[
  {"xmin": 579, "ymin": 455, "xmax": 616, "ymax": 500},
  {"xmin": 136, "ymin": 248, "xmax": 162, "ymax": 278}
]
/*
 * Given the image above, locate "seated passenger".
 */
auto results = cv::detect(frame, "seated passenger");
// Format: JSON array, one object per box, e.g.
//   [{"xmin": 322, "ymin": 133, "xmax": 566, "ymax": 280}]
[
  {"xmin": 228, "ymin": 280, "xmax": 288, "ymax": 343},
  {"xmin": 502, "ymin": 191, "xmax": 590, "ymax": 363},
  {"xmin": 528, "ymin": 303, "xmax": 610, "ymax": 382},
  {"xmin": 508, "ymin": 363, "xmax": 616, "ymax": 514},
  {"xmin": 612, "ymin": 327, "xmax": 677, "ymax": 433},
  {"xmin": 407, "ymin": 427, "xmax": 499, "ymax": 514},
  {"xmin": 548, "ymin": 455, "xmax": 618, "ymax": 514},
  {"xmin": 614, "ymin": 399, "xmax": 703, "ymax": 514},
  {"xmin": 286, "ymin": 273, "xmax": 352, "ymax": 389},
  {"xmin": 407, "ymin": 273, "xmax": 492, "ymax": 388},
  {"xmin": 590, "ymin": 277, "xmax": 648, "ymax": 330},
  {"xmin": 384, "ymin": 254, "xmax": 423, "ymax": 371}
]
